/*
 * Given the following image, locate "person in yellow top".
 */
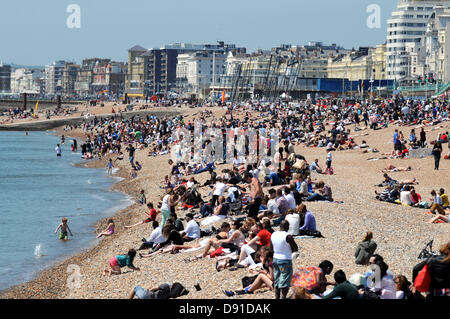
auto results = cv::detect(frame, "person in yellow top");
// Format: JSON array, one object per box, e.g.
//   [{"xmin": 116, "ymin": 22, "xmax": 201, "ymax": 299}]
[{"xmin": 440, "ymin": 188, "xmax": 449, "ymax": 208}]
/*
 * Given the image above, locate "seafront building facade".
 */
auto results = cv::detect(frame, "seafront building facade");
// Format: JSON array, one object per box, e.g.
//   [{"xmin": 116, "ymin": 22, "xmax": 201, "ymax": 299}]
[
  {"xmin": 328, "ymin": 45, "xmax": 387, "ymax": 81},
  {"xmin": 10, "ymin": 68, "xmax": 44, "ymax": 94},
  {"xmin": 176, "ymin": 51, "xmax": 227, "ymax": 97},
  {"xmin": 44, "ymin": 60, "xmax": 66, "ymax": 95},
  {"xmin": 62, "ymin": 63, "xmax": 80, "ymax": 96},
  {"xmin": 386, "ymin": 0, "xmax": 450, "ymax": 82},
  {"xmin": 0, "ymin": 64, "xmax": 12, "ymax": 93},
  {"xmin": 125, "ymin": 42, "xmax": 245, "ymax": 98},
  {"xmin": 423, "ymin": 5, "xmax": 450, "ymax": 82}
]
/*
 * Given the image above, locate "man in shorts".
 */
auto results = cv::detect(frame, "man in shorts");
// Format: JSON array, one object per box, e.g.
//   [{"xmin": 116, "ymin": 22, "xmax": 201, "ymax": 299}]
[{"xmin": 270, "ymin": 220, "xmax": 298, "ymax": 299}]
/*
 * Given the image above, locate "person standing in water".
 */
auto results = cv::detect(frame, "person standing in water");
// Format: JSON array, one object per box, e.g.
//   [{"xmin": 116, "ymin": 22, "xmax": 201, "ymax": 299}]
[
  {"xmin": 107, "ymin": 159, "xmax": 114, "ymax": 175},
  {"xmin": 55, "ymin": 217, "xmax": 73, "ymax": 240},
  {"xmin": 55, "ymin": 144, "xmax": 62, "ymax": 157},
  {"xmin": 73, "ymin": 139, "xmax": 78, "ymax": 152}
]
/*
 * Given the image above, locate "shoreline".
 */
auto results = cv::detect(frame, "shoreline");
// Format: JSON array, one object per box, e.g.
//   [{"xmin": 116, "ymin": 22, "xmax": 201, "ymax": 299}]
[
  {"xmin": 0, "ymin": 105, "xmax": 215, "ymax": 299},
  {"xmin": 0, "ymin": 108, "xmax": 182, "ymax": 131},
  {"xmin": 0, "ymin": 130, "xmax": 136, "ymax": 298}
]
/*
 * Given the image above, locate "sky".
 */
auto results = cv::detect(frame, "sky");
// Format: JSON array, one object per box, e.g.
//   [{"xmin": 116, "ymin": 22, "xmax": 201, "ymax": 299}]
[{"xmin": 0, "ymin": 0, "xmax": 398, "ymax": 66}]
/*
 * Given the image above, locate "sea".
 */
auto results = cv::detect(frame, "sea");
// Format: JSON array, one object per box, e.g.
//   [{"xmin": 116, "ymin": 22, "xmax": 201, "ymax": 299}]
[{"xmin": 0, "ymin": 131, "xmax": 133, "ymax": 291}]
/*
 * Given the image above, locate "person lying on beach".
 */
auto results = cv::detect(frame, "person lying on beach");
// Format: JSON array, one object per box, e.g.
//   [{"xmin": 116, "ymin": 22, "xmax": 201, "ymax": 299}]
[
  {"xmin": 427, "ymin": 213, "xmax": 450, "ymax": 224},
  {"xmin": 361, "ymin": 148, "xmax": 380, "ymax": 154},
  {"xmin": 125, "ymin": 203, "xmax": 159, "ymax": 229},
  {"xmin": 55, "ymin": 217, "xmax": 73, "ymax": 241},
  {"xmin": 223, "ymin": 247, "xmax": 274, "ymax": 296},
  {"xmin": 103, "ymin": 249, "xmax": 140, "ymax": 276},
  {"xmin": 96, "ymin": 219, "xmax": 115, "ymax": 238},
  {"xmin": 128, "ymin": 283, "xmax": 189, "ymax": 299},
  {"xmin": 381, "ymin": 165, "xmax": 412, "ymax": 173},
  {"xmin": 400, "ymin": 178, "xmax": 418, "ymax": 185}
]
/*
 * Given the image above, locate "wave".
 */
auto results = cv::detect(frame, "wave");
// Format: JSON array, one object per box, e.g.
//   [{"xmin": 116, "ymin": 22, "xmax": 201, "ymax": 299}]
[
  {"xmin": 91, "ymin": 194, "xmax": 106, "ymax": 201},
  {"xmin": 34, "ymin": 244, "xmax": 46, "ymax": 258}
]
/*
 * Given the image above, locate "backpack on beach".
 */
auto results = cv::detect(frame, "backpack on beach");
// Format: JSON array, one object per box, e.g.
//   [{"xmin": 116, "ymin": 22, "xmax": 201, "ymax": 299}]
[{"xmin": 169, "ymin": 282, "xmax": 189, "ymax": 299}]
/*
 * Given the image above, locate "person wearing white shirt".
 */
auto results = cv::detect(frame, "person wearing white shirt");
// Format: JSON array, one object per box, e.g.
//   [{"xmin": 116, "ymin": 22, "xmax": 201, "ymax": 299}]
[
  {"xmin": 139, "ymin": 221, "xmax": 166, "ymax": 250},
  {"xmin": 400, "ymin": 185, "xmax": 412, "ymax": 206},
  {"xmin": 181, "ymin": 214, "xmax": 200, "ymax": 241},
  {"xmin": 267, "ymin": 189, "xmax": 280, "ymax": 215},
  {"xmin": 284, "ymin": 188, "xmax": 296, "ymax": 210},
  {"xmin": 211, "ymin": 176, "xmax": 227, "ymax": 207}
]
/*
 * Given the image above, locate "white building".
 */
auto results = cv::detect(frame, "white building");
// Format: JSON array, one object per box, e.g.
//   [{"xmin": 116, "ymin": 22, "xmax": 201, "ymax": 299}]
[
  {"xmin": 386, "ymin": 0, "xmax": 450, "ymax": 81},
  {"xmin": 11, "ymin": 68, "xmax": 44, "ymax": 94},
  {"xmin": 45, "ymin": 60, "xmax": 66, "ymax": 95},
  {"xmin": 423, "ymin": 6, "xmax": 450, "ymax": 82},
  {"xmin": 176, "ymin": 51, "xmax": 226, "ymax": 95}
]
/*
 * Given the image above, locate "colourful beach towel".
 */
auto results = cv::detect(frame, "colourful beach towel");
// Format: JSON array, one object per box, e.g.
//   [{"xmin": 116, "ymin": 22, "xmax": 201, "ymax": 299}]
[{"xmin": 291, "ymin": 267, "xmax": 323, "ymax": 291}]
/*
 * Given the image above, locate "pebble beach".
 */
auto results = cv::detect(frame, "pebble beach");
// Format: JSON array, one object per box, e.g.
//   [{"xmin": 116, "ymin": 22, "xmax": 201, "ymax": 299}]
[{"xmin": 0, "ymin": 104, "xmax": 449, "ymax": 299}]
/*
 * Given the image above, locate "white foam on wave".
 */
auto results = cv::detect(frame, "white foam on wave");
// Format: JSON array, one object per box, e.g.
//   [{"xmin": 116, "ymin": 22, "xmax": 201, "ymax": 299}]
[
  {"xmin": 34, "ymin": 244, "xmax": 45, "ymax": 258},
  {"xmin": 91, "ymin": 194, "xmax": 106, "ymax": 201}
]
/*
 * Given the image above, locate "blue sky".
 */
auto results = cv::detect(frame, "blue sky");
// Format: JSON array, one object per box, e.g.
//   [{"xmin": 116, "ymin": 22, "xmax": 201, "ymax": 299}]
[{"xmin": 0, "ymin": 0, "xmax": 397, "ymax": 66}]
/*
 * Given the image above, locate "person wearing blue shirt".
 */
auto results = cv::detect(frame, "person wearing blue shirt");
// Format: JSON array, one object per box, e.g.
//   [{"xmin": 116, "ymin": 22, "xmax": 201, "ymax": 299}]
[{"xmin": 299, "ymin": 206, "xmax": 316, "ymax": 233}]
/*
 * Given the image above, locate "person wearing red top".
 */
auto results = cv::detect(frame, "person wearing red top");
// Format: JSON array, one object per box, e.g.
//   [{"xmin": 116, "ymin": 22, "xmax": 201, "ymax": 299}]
[
  {"xmin": 257, "ymin": 228, "xmax": 272, "ymax": 247},
  {"xmin": 125, "ymin": 203, "xmax": 159, "ymax": 229},
  {"xmin": 410, "ymin": 188, "xmax": 422, "ymax": 206},
  {"xmin": 237, "ymin": 222, "xmax": 272, "ymax": 265}
]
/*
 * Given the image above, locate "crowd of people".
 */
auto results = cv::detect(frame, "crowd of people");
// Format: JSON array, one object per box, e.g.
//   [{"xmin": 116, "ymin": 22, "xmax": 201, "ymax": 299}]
[{"xmin": 62, "ymin": 95, "xmax": 449, "ymax": 299}]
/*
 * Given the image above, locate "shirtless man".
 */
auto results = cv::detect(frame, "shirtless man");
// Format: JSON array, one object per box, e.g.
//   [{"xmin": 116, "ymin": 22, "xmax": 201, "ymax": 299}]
[
  {"xmin": 243, "ymin": 172, "xmax": 264, "ymax": 220},
  {"xmin": 381, "ymin": 164, "xmax": 412, "ymax": 173}
]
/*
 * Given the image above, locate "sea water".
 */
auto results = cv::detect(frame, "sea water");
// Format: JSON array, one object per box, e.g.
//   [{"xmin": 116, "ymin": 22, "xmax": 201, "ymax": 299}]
[{"xmin": 0, "ymin": 131, "xmax": 133, "ymax": 291}]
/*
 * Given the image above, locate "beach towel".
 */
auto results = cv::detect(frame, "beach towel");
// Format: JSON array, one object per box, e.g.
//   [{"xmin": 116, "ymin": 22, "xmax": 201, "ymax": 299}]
[
  {"xmin": 291, "ymin": 267, "xmax": 323, "ymax": 291},
  {"xmin": 181, "ymin": 238, "xmax": 209, "ymax": 253},
  {"xmin": 200, "ymin": 215, "xmax": 226, "ymax": 227}
]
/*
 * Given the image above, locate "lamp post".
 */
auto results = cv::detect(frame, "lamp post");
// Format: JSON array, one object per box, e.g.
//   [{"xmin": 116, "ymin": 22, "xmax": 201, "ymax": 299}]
[{"xmin": 370, "ymin": 78, "xmax": 374, "ymax": 106}]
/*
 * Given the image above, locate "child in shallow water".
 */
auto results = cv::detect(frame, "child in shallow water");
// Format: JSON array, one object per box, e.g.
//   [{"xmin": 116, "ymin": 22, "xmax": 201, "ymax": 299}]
[
  {"xmin": 55, "ymin": 217, "xmax": 73, "ymax": 241},
  {"xmin": 96, "ymin": 219, "xmax": 115, "ymax": 238}
]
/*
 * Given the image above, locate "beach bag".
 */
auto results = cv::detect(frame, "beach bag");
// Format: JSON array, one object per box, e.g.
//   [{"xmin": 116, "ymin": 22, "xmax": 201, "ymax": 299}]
[
  {"xmin": 329, "ymin": 167, "xmax": 334, "ymax": 175},
  {"xmin": 291, "ymin": 267, "xmax": 323, "ymax": 291},
  {"xmin": 169, "ymin": 282, "xmax": 189, "ymax": 298},
  {"xmin": 242, "ymin": 275, "xmax": 258, "ymax": 288},
  {"xmin": 414, "ymin": 264, "xmax": 431, "ymax": 293},
  {"xmin": 418, "ymin": 201, "xmax": 429, "ymax": 209}
]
